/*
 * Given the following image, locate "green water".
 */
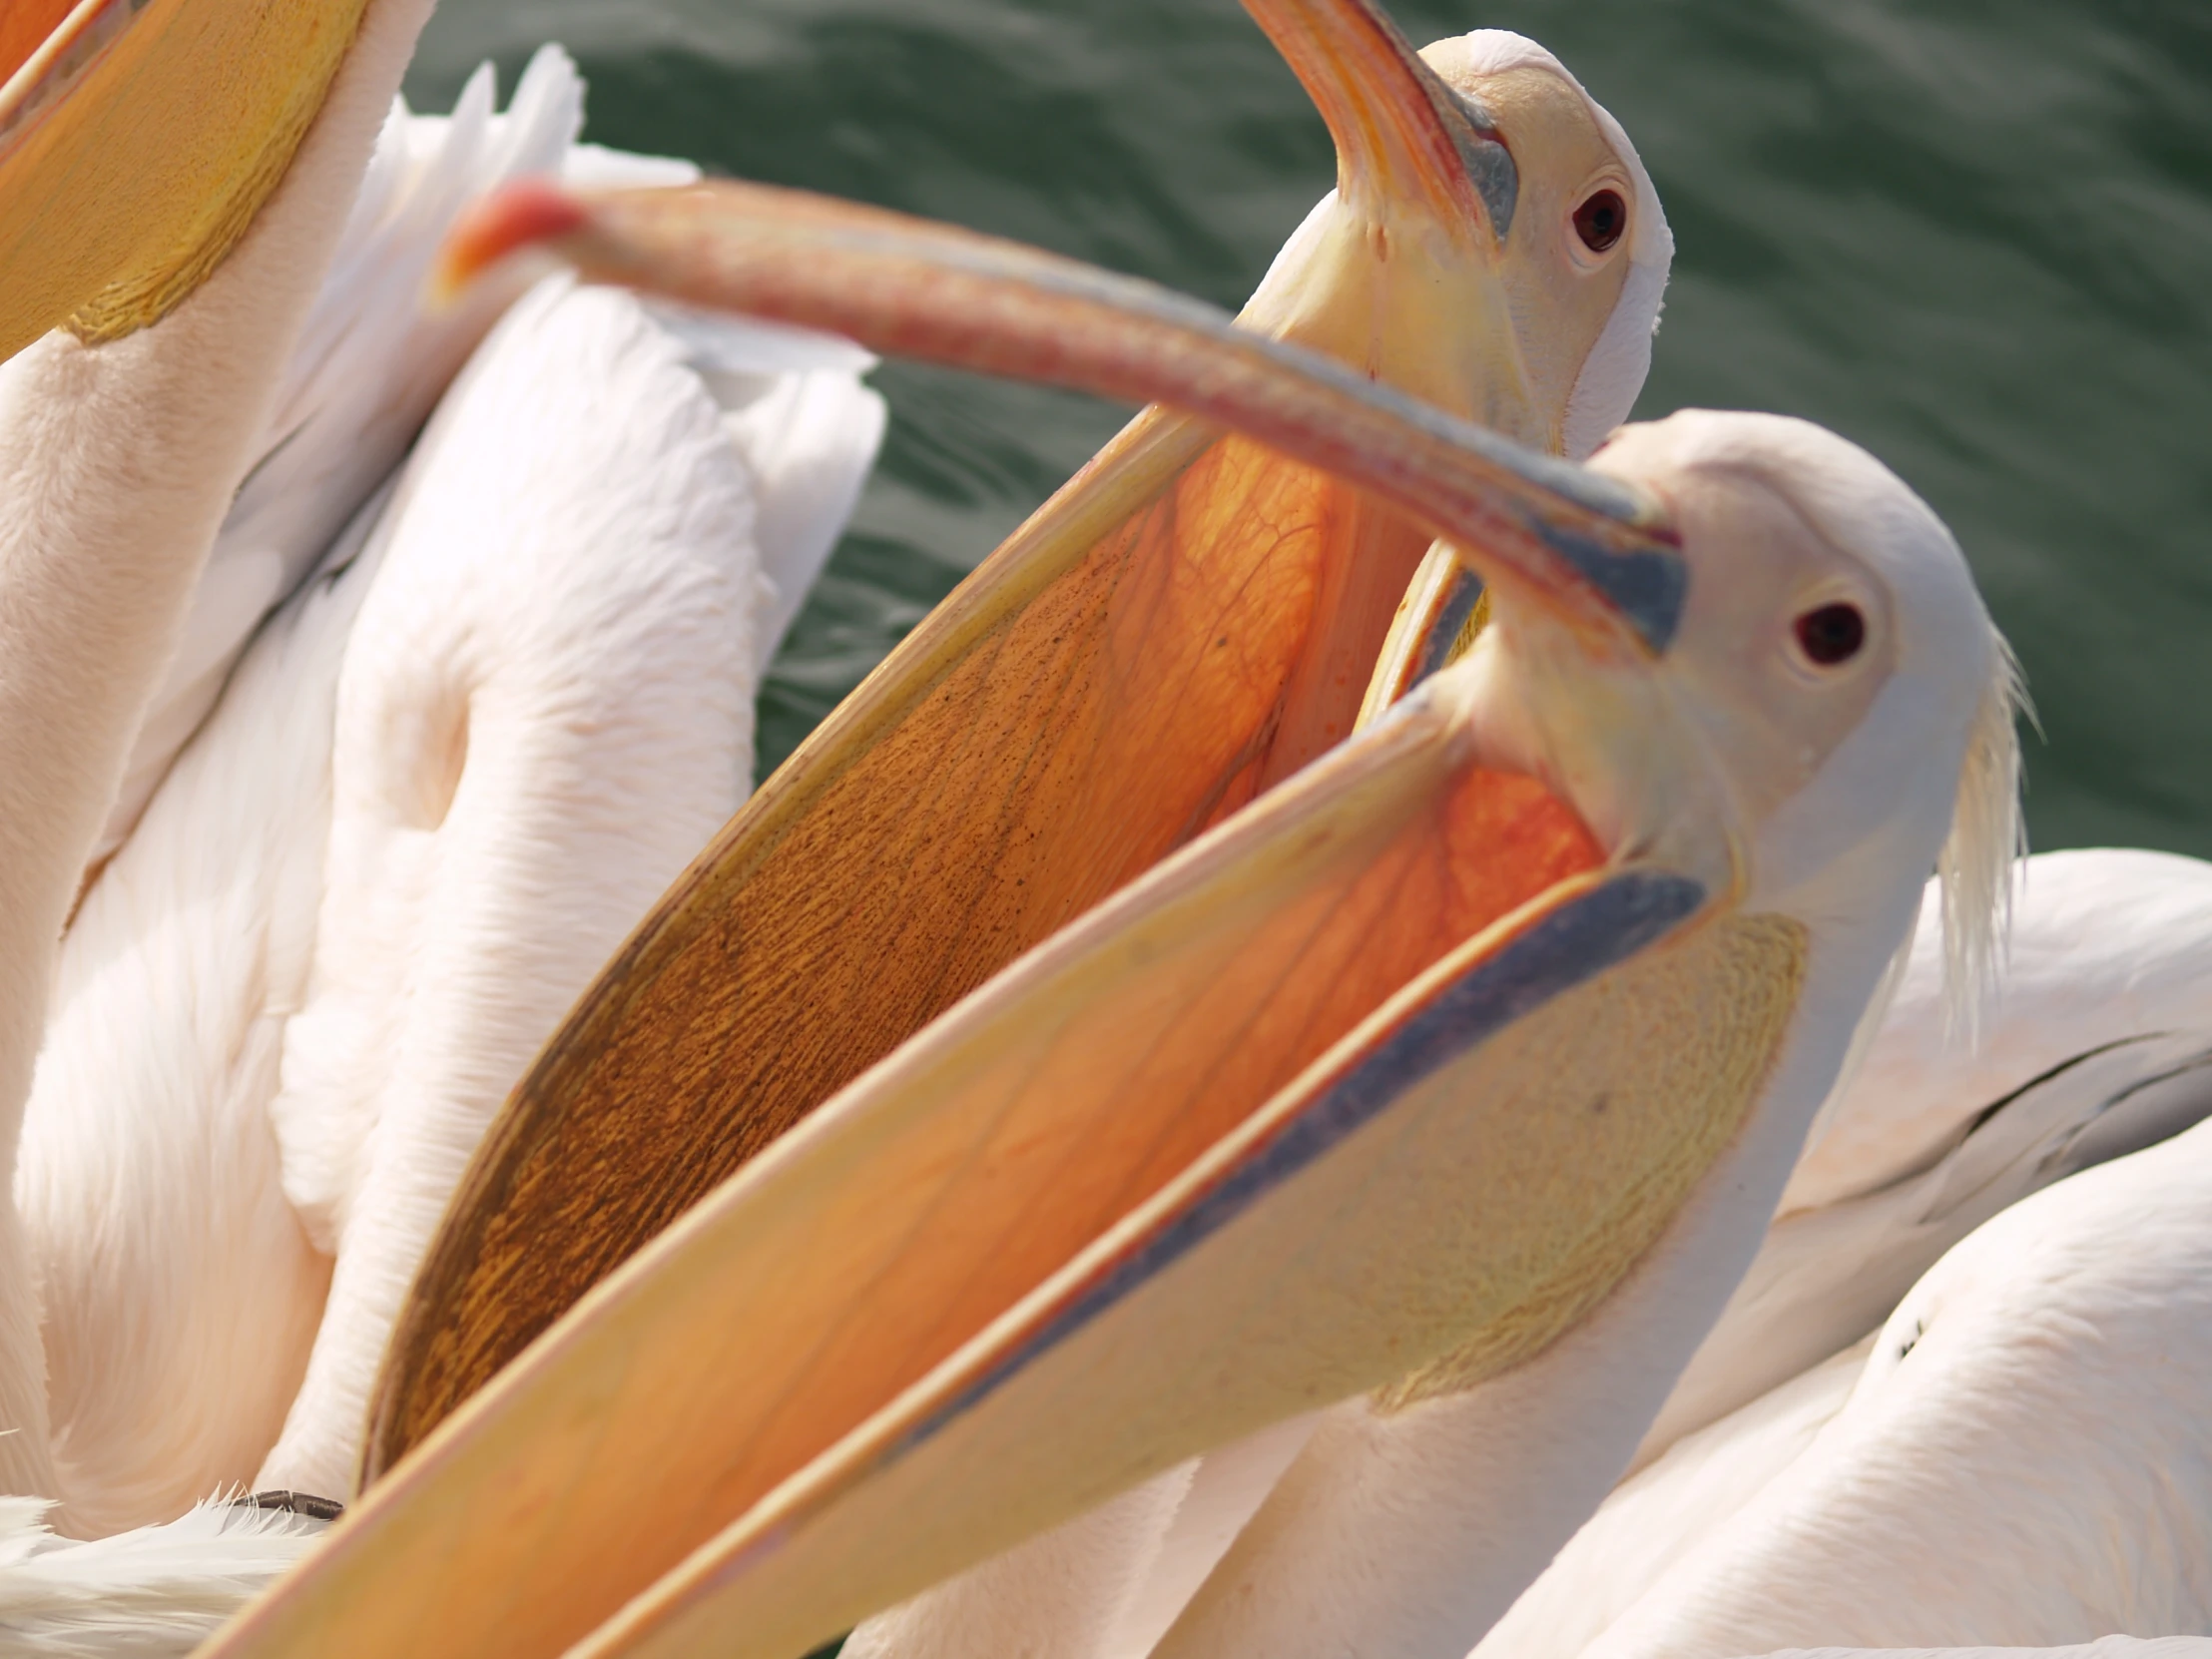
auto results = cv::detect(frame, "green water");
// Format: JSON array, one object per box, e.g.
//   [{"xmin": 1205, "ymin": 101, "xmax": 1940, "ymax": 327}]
[{"xmin": 409, "ymin": 0, "xmax": 2212, "ymax": 858}]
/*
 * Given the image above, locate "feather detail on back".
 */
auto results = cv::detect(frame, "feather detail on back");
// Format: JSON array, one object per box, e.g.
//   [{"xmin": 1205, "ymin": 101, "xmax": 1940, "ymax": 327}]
[
  {"xmin": 1471, "ymin": 1339, "xmax": 1872, "ymax": 1659},
  {"xmin": 1473, "ymin": 850, "xmax": 2212, "ymax": 1659},
  {"xmin": 94, "ymin": 45, "xmax": 882, "ymax": 856},
  {"xmin": 643, "ymin": 299, "xmax": 885, "ymax": 659},
  {"xmin": 252, "ymin": 275, "xmax": 780, "ymax": 1496},
  {"xmin": 1571, "ymin": 1113, "xmax": 2212, "ymax": 1658},
  {"xmin": 23, "ymin": 493, "xmax": 378, "ymax": 1535},
  {"xmin": 0, "ymin": 1497, "xmax": 320, "ymax": 1658},
  {"xmin": 32, "ymin": 52, "xmax": 882, "ymax": 1521},
  {"xmin": 27, "ymin": 273, "xmax": 803, "ymax": 1518},
  {"xmin": 96, "ymin": 45, "xmax": 591, "ymax": 859},
  {"xmin": 1638, "ymin": 848, "xmax": 2212, "ymax": 1465}
]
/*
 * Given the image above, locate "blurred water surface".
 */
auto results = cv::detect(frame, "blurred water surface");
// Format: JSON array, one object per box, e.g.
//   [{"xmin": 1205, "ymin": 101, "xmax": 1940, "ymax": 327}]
[{"xmin": 410, "ymin": 0, "xmax": 2212, "ymax": 855}]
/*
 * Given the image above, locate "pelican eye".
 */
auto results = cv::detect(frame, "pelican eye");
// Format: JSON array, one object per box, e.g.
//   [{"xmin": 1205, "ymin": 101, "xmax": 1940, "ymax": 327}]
[
  {"xmin": 1572, "ymin": 189, "xmax": 1626, "ymax": 254},
  {"xmin": 1794, "ymin": 602, "xmax": 1868, "ymax": 667}
]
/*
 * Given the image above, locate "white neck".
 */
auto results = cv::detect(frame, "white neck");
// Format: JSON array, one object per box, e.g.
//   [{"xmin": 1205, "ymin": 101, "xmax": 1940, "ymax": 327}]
[{"xmin": 0, "ymin": 0, "xmax": 430, "ymax": 1509}]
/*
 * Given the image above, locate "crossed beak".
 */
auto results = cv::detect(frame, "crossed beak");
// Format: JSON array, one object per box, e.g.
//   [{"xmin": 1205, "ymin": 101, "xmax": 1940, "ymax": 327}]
[
  {"xmin": 363, "ymin": 0, "xmax": 1665, "ymax": 1466},
  {"xmin": 184, "ymin": 144, "xmax": 1815, "ymax": 1659},
  {"xmin": 11, "ymin": 5, "xmax": 1787, "ymax": 1658}
]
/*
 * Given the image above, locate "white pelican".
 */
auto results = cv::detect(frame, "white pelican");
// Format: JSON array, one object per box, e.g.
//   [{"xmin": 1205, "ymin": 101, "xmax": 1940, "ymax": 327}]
[
  {"xmin": 0, "ymin": 0, "xmax": 876, "ymax": 1637},
  {"xmin": 1534, "ymin": 1081, "xmax": 2212, "ymax": 1657},
  {"xmin": 1637, "ymin": 844, "xmax": 2212, "ymax": 1463},
  {"xmin": 19, "ymin": 41, "xmax": 881, "ymax": 1534},
  {"xmin": 1470, "ymin": 845, "xmax": 2212, "ymax": 1659},
  {"xmin": 0, "ymin": 0, "xmax": 451, "ymax": 1627},
  {"xmin": 359, "ymin": 0, "xmax": 1680, "ymax": 1480},
  {"xmin": 185, "ymin": 169, "xmax": 2011, "ymax": 1659}
]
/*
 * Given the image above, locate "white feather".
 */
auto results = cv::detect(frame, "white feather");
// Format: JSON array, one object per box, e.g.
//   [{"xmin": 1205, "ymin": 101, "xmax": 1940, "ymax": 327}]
[
  {"xmin": 25, "ymin": 58, "xmax": 882, "ymax": 1525},
  {"xmin": 1479, "ymin": 849, "xmax": 2212, "ymax": 1659},
  {"xmin": 254, "ymin": 273, "xmax": 780, "ymax": 1497},
  {"xmin": 1569, "ymin": 1110, "xmax": 2212, "ymax": 1657},
  {"xmin": 95, "ymin": 45, "xmax": 586, "ymax": 860},
  {"xmin": 95, "ymin": 45, "xmax": 883, "ymax": 856},
  {"xmin": 1640, "ymin": 847, "xmax": 2212, "ymax": 1463},
  {"xmin": 1475, "ymin": 1339, "xmax": 1874, "ymax": 1659},
  {"xmin": 0, "ymin": 1498, "xmax": 321, "ymax": 1658}
]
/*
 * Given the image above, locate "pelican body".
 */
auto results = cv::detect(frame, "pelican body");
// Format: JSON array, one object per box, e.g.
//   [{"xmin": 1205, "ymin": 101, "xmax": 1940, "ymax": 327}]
[
  {"xmin": 0, "ymin": 0, "xmax": 878, "ymax": 1641},
  {"xmin": 183, "ymin": 123, "xmax": 2016, "ymax": 1659}
]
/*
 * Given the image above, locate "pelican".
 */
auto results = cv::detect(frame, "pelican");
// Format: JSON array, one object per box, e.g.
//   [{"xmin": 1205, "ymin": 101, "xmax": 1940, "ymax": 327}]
[
  {"xmin": 1470, "ymin": 845, "xmax": 2212, "ymax": 1659},
  {"xmin": 0, "ymin": 0, "xmax": 450, "ymax": 1625},
  {"xmin": 1635, "ymin": 844, "xmax": 2212, "ymax": 1463},
  {"xmin": 0, "ymin": 0, "xmax": 875, "ymax": 1637},
  {"xmin": 184, "ymin": 173, "xmax": 2011, "ymax": 1659},
  {"xmin": 357, "ymin": 0, "xmax": 1682, "ymax": 1466},
  {"xmin": 19, "ymin": 41, "xmax": 881, "ymax": 1532},
  {"xmin": 1521, "ymin": 1068, "xmax": 2212, "ymax": 1657},
  {"xmin": 6, "ymin": 0, "xmax": 1645, "ymax": 1568}
]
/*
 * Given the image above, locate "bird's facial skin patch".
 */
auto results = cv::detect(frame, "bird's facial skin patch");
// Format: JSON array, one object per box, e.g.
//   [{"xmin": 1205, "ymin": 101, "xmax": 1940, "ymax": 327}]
[{"xmin": 1419, "ymin": 48, "xmax": 1641, "ymax": 454}]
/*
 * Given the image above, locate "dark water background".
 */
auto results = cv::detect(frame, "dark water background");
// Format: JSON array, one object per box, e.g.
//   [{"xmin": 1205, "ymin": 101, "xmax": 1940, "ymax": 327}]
[{"xmin": 408, "ymin": 0, "xmax": 2212, "ymax": 858}]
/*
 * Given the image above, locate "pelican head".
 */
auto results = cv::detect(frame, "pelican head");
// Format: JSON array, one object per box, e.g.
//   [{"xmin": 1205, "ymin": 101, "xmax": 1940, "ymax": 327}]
[
  {"xmin": 1249, "ymin": 18, "xmax": 1671, "ymax": 456},
  {"xmin": 198, "ymin": 172, "xmax": 2016, "ymax": 1659},
  {"xmin": 1485, "ymin": 411, "xmax": 2017, "ymax": 948}
]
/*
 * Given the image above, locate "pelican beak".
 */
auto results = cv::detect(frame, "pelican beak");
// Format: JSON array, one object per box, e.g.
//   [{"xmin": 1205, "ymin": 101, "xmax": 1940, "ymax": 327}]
[
  {"xmin": 1245, "ymin": 0, "xmax": 1512, "ymax": 231},
  {"xmin": 355, "ymin": 0, "xmax": 1594, "ymax": 1465},
  {"xmin": 0, "ymin": 0, "xmax": 372, "ymax": 363},
  {"xmin": 435, "ymin": 179, "xmax": 1679, "ymax": 658},
  {"xmin": 1232, "ymin": 0, "xmax": 1522, "ymax": 411},
  {"xmin": 195, "ymin": 187, "xmax": 1806, "ymax": 1659}
]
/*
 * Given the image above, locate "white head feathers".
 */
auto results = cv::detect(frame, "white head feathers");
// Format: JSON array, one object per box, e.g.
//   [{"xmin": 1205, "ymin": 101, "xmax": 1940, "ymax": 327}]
[{"xmin": 1452, "ymin": 30, "xmax": 1675, "ymax": 459}]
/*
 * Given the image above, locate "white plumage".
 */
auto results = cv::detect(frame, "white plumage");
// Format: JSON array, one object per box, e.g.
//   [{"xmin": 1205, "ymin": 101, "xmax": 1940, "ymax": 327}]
[
  {"xmin": 10, "ymin": 4, "xmax": 2204, "ymax": 1652},
  {"xmin": 97, "ymin": 44, "xmax": 871, "ymax": 860},
  {"xmin": 1560, "ymin": 1104, "xmax": 2212, "ymax": 1657},
  {"xmin": 1483, "ymin": 847, "xmax": 2212, "ymax": 1659},
  {"xmin": 0, "ymin": 21, "xmax": 881, "ymax": 1646},
  {"xmin": 0, "ymin": 1499, "xmax": 322, "ymax": 1659},
  {"xmin": 1639, "ymin": 846, "xmax": 2212, "ymax": 1463}
]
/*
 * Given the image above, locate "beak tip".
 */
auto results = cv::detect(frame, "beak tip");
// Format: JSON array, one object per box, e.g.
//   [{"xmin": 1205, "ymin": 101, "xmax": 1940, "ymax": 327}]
[{"xmin": 432, "ymin": 179, "xmax": 591, "ymax": 307}]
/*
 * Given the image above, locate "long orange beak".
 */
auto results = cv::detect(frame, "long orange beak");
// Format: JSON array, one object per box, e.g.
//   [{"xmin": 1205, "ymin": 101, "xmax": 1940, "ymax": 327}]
[
  {"xmin": 0, "ymin": 0, "xmax": 373, "ymax": 363},
  {"xmin": 434, "ymin": 179, "xmax": 1678, "ymax": 651},
  {"xmin": 367, "ymin": 0, "xmax": 1655, "ymax": 1471},
  {"xmin": 194, "ymin": 182, "xmax": 1811, "ymax": 1659},
  {"xmin": 1245, "ymin": 0, "xmax": 1512, "ymax": 236}
]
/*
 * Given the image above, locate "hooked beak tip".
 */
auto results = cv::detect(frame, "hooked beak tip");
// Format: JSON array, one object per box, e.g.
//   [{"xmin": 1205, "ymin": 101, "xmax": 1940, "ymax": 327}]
[{"xmin": 432, "ymin": 179, "xmax": 591, "ymax": 308}]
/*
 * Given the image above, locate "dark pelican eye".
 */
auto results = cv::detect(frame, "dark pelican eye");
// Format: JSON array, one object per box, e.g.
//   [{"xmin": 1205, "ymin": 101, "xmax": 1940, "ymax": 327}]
[
  {"xmin": 1572, "ymin": 188, "xmax": 1626, "ymax": 254},
  {"xmin": 1795, "ymin": 602, "xmax": 1868, "ymax": 667}
]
